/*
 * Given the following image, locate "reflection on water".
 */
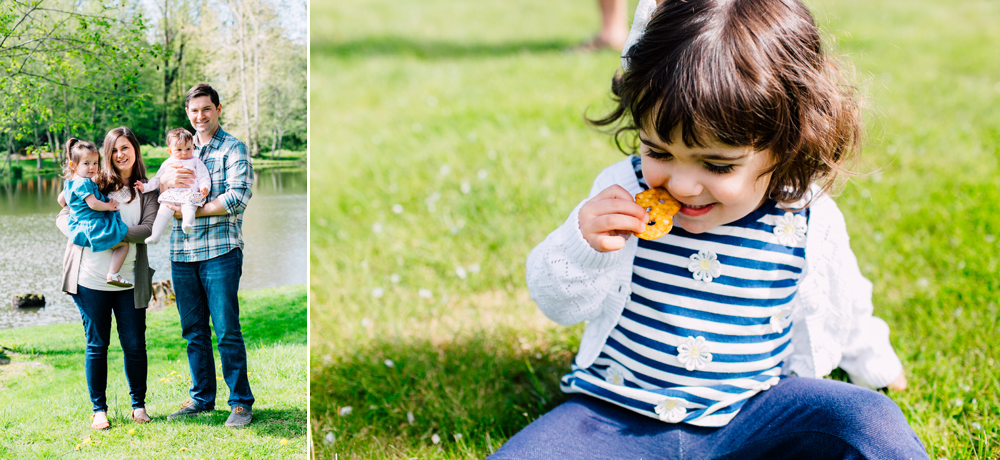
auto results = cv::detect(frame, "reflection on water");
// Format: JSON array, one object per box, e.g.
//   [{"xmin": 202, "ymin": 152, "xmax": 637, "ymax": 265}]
[{"xmin": 0, "ymin": 167, "xmax": 306, "ymax": 329}]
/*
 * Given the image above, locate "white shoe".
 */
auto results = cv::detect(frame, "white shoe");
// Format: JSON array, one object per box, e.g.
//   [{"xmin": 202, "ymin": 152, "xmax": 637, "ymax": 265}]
[
  {"xmin": 145, "ymin": 235, "xmax": 160, "ymax": 244},
  {"xmin": 182, "ymin": 224, "xmax": 193, "ymax": 234}
]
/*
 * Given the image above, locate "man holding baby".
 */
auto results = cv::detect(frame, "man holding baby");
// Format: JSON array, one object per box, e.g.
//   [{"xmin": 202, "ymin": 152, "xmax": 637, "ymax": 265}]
[{"xmin": 159, "ymin": 83, "xmax": 256, "ymax": 427}]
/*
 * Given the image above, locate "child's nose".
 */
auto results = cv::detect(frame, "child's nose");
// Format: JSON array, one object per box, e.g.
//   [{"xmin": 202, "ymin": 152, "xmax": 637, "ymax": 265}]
[{"xmin": 666, "ymin": 171, "xmax": 703, "ymax": 198}]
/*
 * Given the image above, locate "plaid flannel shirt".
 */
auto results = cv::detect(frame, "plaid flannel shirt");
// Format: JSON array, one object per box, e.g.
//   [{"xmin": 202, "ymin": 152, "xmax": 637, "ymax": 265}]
[{"xmin": 170, "ymin": 127, "xmax": 254, "ymax": 262}]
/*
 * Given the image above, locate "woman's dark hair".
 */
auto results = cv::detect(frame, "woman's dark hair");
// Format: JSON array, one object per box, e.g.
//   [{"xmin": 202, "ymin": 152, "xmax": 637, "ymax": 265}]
[
  {"xmin": 590, "ymin": 0, "xmax": 862, "ymax": 203},
  {"xmin": 62, "ymin": 138, "xmax": 99, "ymax": 179},
  {"xmin": 96, "ymin": 127, "xmax": 147, "ymax": 203}
]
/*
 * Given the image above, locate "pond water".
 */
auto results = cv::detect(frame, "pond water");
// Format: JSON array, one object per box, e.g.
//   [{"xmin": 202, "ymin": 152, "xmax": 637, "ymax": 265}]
[{"xmin": 0, "ymin": 167, "xmax": 306, "ymax": 329}]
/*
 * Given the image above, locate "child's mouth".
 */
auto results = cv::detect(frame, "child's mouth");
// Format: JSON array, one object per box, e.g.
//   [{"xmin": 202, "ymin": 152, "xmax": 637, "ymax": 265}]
[{"xmin": 678, "ymin": 203, "xmax": 715, "ymax": 217}]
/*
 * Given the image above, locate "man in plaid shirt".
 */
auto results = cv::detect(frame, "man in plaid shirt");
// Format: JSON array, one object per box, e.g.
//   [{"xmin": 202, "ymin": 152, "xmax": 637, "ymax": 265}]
[{"xmin": 158, "ymin": 83, "xmax": 255, "ymax": 427}]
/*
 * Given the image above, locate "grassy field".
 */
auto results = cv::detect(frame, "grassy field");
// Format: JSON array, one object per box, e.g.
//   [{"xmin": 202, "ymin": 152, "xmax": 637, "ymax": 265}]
[
  {"xmin": 0, "ymin": 285, "xmax": 307, "ymax": 459},
  {"xmin": 310, "ymin": 0, "xmax": 999, "ymax": 458}
]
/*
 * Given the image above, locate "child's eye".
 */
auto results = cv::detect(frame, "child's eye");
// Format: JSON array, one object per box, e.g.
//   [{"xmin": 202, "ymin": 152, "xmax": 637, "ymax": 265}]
[
  {"xmin": 645, "ymin": 149, "xmax": 673, "ymax": 161},
  {"xmin": 704, "ymin": 163, "xmax": 736, "ymax": 174}
]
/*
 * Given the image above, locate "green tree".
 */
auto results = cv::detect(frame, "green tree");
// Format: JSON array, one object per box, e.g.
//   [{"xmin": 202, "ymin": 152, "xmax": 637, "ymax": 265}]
[{"xmin": 0, "ymin": 0, "xmax": 152, "ymax": 173}]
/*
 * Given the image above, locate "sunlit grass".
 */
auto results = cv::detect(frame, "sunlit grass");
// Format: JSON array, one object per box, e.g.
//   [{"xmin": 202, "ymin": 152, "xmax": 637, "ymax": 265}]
[{"xmin": 0, "ymin": 285, "xmax": 307, "ymax": 459}]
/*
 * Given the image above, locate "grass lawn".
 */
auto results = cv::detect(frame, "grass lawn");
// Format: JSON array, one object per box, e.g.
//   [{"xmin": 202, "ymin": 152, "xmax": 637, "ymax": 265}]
[
  {"xmin": 310, "ymin": 0, "xmax": 999, "ymax": 458},
  {"xmin": 0, "ymin": 284, "xmax": 307, "ymax": 459}
]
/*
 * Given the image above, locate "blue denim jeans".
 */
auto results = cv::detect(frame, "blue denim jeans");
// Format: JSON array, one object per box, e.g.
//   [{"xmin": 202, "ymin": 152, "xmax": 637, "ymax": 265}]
[
  {"xmin": 172, "ymin": 248, "xmax": 254, "ymax": 410},
  {"xmin": 489, "ymin": 376, "xmax": 929, "ymax": 459},
  {"xmin": 70, "ymin": 286, "xmax": 147, "ymax": 413}
]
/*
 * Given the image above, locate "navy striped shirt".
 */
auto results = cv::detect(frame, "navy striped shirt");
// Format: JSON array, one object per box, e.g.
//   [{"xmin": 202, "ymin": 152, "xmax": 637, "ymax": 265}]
[{"xmin": 561, "ymin": 156, "xmax": 810, "ymax": 427}]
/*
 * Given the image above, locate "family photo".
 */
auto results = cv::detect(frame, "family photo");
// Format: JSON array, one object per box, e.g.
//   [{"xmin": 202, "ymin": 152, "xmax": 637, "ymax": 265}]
[
  {"xmin": 0, "ymin": 0, "xmax": 307, "ymax": 457},
  {"xmin": 309, "ymin": 0, "xmax": 997, "ymax": 458}
]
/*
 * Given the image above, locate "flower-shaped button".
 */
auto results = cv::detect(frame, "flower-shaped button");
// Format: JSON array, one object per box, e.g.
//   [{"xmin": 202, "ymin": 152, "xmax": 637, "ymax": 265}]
[
  {"xmin": 605, "ymin": 363, "xmax": 627, "ymax": 386},
  {"xmin": 655, "ymin": 397, "xmax": 687, "ymax": 423},
  {"xmin": 773, "ymin": 212, "xmax": 807, "ymax": 246},
  {"xmin": 768, "ymin": 308, "xmax": 793, "ymax": 334},
  {"xmin": 688, "ymin": 250, "xmax": 722, "ymax": 283},
  {"xmin": 676, "ymin": 336, "xmax": 712, "ymax": 371}
]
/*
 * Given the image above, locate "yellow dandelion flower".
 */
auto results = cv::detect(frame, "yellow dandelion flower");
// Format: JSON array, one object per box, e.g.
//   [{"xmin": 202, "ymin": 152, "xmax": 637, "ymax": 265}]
[
  {"xmin": 180, "ymin": 447, "xmax": 189, "ymax": 452},
  {"xmin": 160, "ymin": 377, "xmax": 168, "ymax": 382},
  {"xmin": 82, "ymin": 438, "xmax": 91, "ymax": 445},
  {"xmin": 128, "ymin": 429, "xmax": 136, "ymax": 436},
  {"xmin": 279, "ymin": 438, "xmax": 288, "ymax": 446},
  {"xmin": 169, "ymin": 371, "xmax": 178, "ymax": 376},
  {"xmin": 75, "ymin": 444, "xmax": 82, "ymax": 450},
  {"xmin": 216, "ymin": 376, "xmax": 223, "ymax": 381}
]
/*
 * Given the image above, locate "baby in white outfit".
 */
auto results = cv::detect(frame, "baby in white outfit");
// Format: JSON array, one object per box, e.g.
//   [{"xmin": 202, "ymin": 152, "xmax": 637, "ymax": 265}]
[{"xmin": 135, "ymin": 128, "xmax": 211, "ymax": 244}]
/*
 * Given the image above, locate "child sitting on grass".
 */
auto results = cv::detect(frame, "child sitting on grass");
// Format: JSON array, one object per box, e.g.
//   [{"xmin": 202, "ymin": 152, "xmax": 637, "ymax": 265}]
[
  {"xmin": 134, "ymin": 128, "xmax": 210, "ymax": 244},
  {"xmin": 58, "ymin": 138, "xmax": 132, "ymax": 287},
  {"xmin": 492, "ymin": 0, "xmax": 929, "ymax": 457}
]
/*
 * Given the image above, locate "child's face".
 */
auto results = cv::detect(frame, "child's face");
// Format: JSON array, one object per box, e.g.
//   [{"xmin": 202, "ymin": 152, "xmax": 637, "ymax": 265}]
[
  {"xmin": 639, "ymin": 127, "xmax": 774, "ymax": 234},
  {"xmin": 168, "ymin": 139, "xmax": 195, "ymax": 160},
  {"xmin": 73, "ymin": 153, "xmax": 100, "ymax": 179}
]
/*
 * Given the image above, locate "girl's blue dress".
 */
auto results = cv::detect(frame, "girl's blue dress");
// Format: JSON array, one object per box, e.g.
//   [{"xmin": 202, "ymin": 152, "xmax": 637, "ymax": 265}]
[{"xmin": 64, "ymin": 178, "xmax": 129, "ymax": 253}]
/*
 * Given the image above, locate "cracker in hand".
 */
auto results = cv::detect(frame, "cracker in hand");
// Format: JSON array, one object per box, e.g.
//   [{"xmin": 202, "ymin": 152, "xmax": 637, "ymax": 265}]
[{"xmin": 634, "ymin": 187, "xmax": 681, "ymax": 240}]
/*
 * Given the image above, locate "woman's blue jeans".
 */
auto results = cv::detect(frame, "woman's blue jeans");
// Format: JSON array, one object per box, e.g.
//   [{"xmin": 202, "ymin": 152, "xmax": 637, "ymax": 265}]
[
  {"xmin": 489, "ymin": 376, "xmax": 929, "ymax": 459},
  {"xmin": 70, "ymin": 285, "xmax": 147, "ymax": 413},
  {"xmin": 172, "ymin": 248, "xmax": 254, "ymax": 410}
]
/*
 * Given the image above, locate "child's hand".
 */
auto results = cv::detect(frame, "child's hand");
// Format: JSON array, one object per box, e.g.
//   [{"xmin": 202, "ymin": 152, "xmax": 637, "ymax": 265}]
[
  {"xmin": 107, "ymin": 197, "xmax": 120, "ymax": 211},
  {"xmin": 886, "ymin": 370, "xmax": 907, "ymax": 392},
  {"xmin": 579, "ymin": 185, "xmax": 649, "ymax": 252},
  {"xmin": 134, "ymin": 181, "xmax": 144, "ymax": 192},
  {"xmin": 200, "ymin": 187, "xmax": 209, "ymax": 197}
]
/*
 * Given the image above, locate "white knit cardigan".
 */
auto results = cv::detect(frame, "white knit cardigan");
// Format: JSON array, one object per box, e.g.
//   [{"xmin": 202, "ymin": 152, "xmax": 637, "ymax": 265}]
[{"xmin": 526, "ymin": 157, "xmax": 903, "ymax": 389}]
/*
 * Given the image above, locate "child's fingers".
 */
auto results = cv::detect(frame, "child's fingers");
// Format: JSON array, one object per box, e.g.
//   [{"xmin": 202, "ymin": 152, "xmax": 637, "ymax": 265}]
[
  {"xmin": 592, "ymin": 234, "xmax": 627, "ymax": 252},
  {"xmin": 585, "ymin": 213, "xmax": 647, "ymax": 237}
]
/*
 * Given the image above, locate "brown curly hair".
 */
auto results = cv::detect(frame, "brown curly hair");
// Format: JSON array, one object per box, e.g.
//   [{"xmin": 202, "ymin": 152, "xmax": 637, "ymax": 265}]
[{"xmin": 589, "ymin": 0, "xmax": 862, "ymax": 204}]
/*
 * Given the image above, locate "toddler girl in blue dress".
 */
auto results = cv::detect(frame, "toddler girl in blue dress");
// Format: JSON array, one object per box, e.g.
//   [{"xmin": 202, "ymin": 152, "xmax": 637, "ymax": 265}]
[
  {"xmin": 493, "ymin": 0, "xmax": 929, "ymax": 458},
  {"xmin": 58, "ymin": 138, "xmax": 132, "ymax": 287}
]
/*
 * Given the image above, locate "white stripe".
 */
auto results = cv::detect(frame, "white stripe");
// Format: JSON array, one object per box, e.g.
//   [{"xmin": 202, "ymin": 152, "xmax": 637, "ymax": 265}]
[
  {"xmin": 636, "ymin": 248, "xmax": 804, "ymax": 283},
  {"xmin": 605, "ymin": 327, "xmax": 793, "ymax": 375}
]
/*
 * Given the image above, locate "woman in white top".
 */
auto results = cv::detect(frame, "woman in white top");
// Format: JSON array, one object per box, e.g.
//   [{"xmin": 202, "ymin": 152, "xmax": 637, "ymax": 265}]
[{"xmin": 57, "ymin": 127, "xmax": 159, "ymax": 430}]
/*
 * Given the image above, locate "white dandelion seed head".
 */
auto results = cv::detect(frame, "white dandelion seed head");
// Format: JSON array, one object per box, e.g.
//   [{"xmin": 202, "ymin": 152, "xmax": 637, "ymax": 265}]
[
  {"xmin": 917, "ymin": 277, "xmax": 930, "ymax": 288},
  {"xmin": 361, "ymin": 317, "xmax": 372, "ymax": 327},
  {"xmin": 454, "ymin": 433, "xmax": 463, "ymax": 440},
  {"xmin": 324, "ymin": 432, "xmax": 335, "ymax": 445},
  {"xmin": 390, "ymin": 273, "xmax": 401, "ymax": 284},
  {"xmin": 478, "ymin": 169, "xmax": 488, "ymax": 180},
  {"xmin": 384, "ymin": 359, "xmax": 395, "ymax": 368},
  {"xmin": 461, "ymin": 181, "xmax": 471, "ymax": 194},
  {"xmin": 431, "ymin": 434, "xmax": 441, "ymax": 444},
  {"xmin": 419, "ymin": 289, "xmax": 433, "ymax": 298},
  {"xmin": 456, "ymin": 266, "xmax": 467, "ymax": 279},
  {"xmin": 371, "ymin": 287, "xmax": 384, "ymax": 298},
  {"xmin": 360, "ymin": 260, "xmax": 369, "ymax": 269},
  {"xmin": 539, "ymin": 126, "xmax": 551, "ymax": 137},
  {"xmin": 468, "ymin": 263, "xmax": 480, "ymax": 274},
  {"xmin": 487, "ymin": 150, "xmax": 497, "ymax": 160},
  {"xmin": 372, "ymin": 222, "xmax": 383, "ymax": 233},
  {"xmin": 339, "ymin": 406, "xmax": 353, "ymax": 417},
  {"xmin": 407, "ymin": 411, "xmax": 415, "ymax": 424},
  {"xmin": 440, "ymin": 164, "xmax": 451, "ymax": 176},
  {"xmin": 467, "ymin": 132, "xmax": 478, "ymax": 143},
  {"xmin": 392, "ymin": 204, "xmax": 404, "ymax": 214}
]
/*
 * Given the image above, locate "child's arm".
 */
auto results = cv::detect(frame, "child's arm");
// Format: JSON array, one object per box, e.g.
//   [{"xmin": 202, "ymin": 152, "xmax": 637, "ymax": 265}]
[
  {"xmin": 805, "ymin": 195, "xmax": 906, "ymax": 390},
  {"xmin": 194, "ymin": 159, "xmax": 211, "ymax": 197},
  {"xmin": 84, "ymin": 194, "xmax": 119, "ymax": 212},
  {"xmin": 57, "ymin": 191, "xmax": 66, "ymax": 207},
  {"xmin": 526, "ymin": 170, "xmax": 644, "ymax": 326}
]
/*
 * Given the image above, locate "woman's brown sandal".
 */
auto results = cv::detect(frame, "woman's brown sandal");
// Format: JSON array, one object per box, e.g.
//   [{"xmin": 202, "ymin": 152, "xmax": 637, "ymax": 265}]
[
  {"xmin": 131, "ymin": 408, "xmax": 151, "ymax": 423},
  {"xmin": 90, "ymin": 412, "xmax": 110, "ymax": 430}
]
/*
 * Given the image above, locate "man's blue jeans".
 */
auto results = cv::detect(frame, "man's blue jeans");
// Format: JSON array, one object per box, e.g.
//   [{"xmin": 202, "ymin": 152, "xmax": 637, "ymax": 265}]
[
  {"xmin": 172, "ymin": 248, "xmax": 254, "ymax": 410},
  {"xmin": 489, "ymin": 376, "xmax": 929, "ymax": 459},
  {"xmin": 70, "ymin": 286, "xmax": 147, "ymax": 413}
]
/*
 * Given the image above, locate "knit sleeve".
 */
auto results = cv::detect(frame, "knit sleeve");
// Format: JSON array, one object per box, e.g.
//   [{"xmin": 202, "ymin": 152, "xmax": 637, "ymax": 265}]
[
  {"xmin": 526, "ymin": 168, "xmax": 634, "ymax": 326},
  {"xmin": 810, "ymin": 197, "xmax": 904, "ymax": 389}
]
